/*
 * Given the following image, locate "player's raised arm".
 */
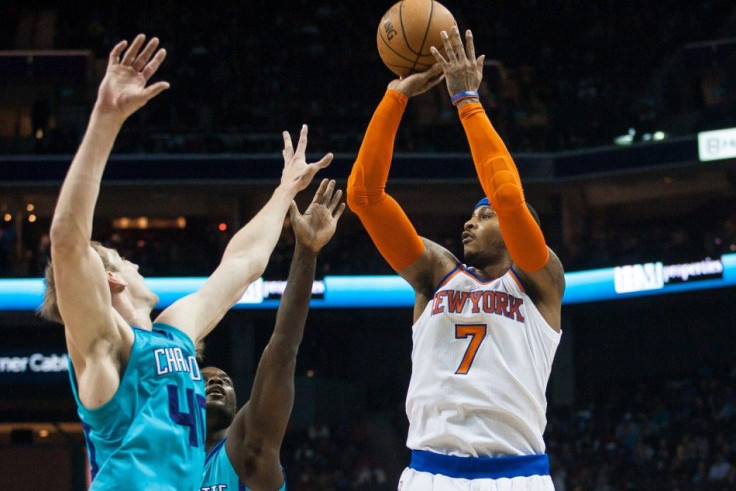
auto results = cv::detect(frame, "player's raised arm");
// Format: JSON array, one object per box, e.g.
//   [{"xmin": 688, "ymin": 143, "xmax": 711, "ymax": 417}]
[
  {"xmin": 226, "ymin": 179, "xmax": 344, "ymax": 490},
  {"xmin": 47, "ymin": 34, "xmax": 168, "ymax": 368},
  {"xmin": 346, "ymin": 66, "xmax": 459, "ymax": 305},
  {"xmin": 431, "ymin": 27, "xmax": 565, "ymax": 310},
  {"xmin": 155, "ymin": 125, "xmax": 332, "ymax": 342}
]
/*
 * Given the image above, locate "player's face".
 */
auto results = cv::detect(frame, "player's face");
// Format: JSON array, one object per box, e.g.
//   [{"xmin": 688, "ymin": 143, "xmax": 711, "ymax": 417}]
[
  {"xmin": 107, "ymin": 249, "xmax": 159, "ymax": 309},
  {"xmin": 462, "ymin": 206, "xmax": 505, "ymax": 265},
  {"xmin": 202, "ymin": 366, "xmax": 237, "ymax": 421}
]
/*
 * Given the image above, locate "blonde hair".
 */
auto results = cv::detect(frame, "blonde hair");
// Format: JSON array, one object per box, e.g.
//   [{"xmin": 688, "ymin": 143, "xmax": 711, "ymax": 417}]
[{"xmin": 39, "ymin": 241, "xmax": 117, "ymax": 324}]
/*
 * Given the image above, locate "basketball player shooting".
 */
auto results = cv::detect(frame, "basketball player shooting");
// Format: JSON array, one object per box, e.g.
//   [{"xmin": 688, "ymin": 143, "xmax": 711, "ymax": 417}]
[
  {"xmin": 200, "ymin": 179, "xmax": 344, "ymax": 491},
  {"xmin": 346, "ymin": 26, "xmax": 565, "ymax": 490},
  {"xmin": 41, "ymin": 35, "xmax": 332, "ymax": 489}
]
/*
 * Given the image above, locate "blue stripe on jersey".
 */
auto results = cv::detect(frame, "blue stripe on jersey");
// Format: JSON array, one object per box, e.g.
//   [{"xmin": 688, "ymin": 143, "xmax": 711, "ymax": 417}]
[
  {"xmin": 509, "ymin": 265, "xmax": 529, "ymax": 292},
  {"xmin": 434, "ymin": 263, "xmax": 462, "ymax": 293},
  {"xmin": 81, "ymin": 422, "xmax": 98, "ymax": 479},
  {"xmin": 409, "ymin": 450, "xmax": 550, "ymax": 479},
  {"xmin": 205, "ymin": 438, "xmax": 227, "ymax": 465}
]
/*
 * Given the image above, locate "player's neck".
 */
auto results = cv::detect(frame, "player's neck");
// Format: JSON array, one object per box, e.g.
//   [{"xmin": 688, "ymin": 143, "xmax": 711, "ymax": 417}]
[
  {"xmin": 473, "ymin": 261, "xmax": 512, "ymax": 282},
  {"xmin": 205, "ymin": 426, "xmax": 229, "ymax": 452},
  {"xmin": 112, "ymin": 296, "xmax": 153, "ymax": 330}
]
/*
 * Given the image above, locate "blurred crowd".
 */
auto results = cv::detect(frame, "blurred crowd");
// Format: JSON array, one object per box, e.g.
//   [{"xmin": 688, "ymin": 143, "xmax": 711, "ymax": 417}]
[
  {"xmin": 4, "ymin": 210, "xmax": 736, "ymax": 279},
  {"xmin": 2, "ymin": 0, "xmax": 735, "ymax": 154},
  {"xmin": 282, "ymin": 420, "xmax": 391, "ymax": 491},
  {"xmin": 546, "ymin": 364, "xmax": 736, "ymax": 490}
]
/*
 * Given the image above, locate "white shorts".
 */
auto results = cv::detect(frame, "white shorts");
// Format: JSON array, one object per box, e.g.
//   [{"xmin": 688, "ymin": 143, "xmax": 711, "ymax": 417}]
[
  {"xmin": 398, "ymin": 450, "xmax": 554, "ymax": 491},
  {"xmin": 398, "ymin": 467, "xmax": 555, "ymax": 491}
]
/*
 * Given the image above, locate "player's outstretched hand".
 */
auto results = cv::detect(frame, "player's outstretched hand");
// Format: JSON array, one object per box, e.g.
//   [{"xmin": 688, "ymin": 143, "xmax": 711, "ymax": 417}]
[
  {"xmin": 282, "ymin": 125, "xmax": 334, "ymax": 193},
  {"xmin": 289, "ymin": 179, "xmax": 345, "ymax": 253},
  {"xmin": 388, "ymin": 63, "xmax": 445, "ymax": 98},
  {"xmin": 96, "ymin": 34, "xmax": 170, "ymax": 121},
  {"xmin": 430, "ymin": 26, "xmax": 485, "ymax": 97}
]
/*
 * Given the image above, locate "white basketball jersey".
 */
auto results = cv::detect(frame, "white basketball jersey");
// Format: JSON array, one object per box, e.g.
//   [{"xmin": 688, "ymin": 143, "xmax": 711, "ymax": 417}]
[{"xmin": 405, "ymin": 264, "xmax": 561, "ymax": 458}]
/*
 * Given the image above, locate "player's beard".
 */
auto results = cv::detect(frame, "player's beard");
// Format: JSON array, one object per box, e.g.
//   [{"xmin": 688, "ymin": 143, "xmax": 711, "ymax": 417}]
[
  {"xmin": 464, "ymin": 238, "xmax": 506, "ymax": 269},
  {"xmin": 207, "ymin": 400, "xmax": 236, "ymax": 430}
]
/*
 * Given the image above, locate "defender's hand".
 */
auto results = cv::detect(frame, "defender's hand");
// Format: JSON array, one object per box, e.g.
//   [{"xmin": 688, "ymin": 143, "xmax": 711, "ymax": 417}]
[
  {"xmin": 289, "ymin": 179, "xmax": 345, "ymax": 253},
  {"xmin": 95, "ymin": 34, "xmax": 170, "ymax": 121},
  {"xmin": 281, "ymin": 125, "xmax": 333, "ymax": 194}
]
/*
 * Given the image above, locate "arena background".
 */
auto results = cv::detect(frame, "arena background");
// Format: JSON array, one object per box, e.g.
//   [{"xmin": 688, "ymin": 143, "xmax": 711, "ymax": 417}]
[{"xmin": 1, "ymin": 1, "xmax": 736, "ymax": 489}]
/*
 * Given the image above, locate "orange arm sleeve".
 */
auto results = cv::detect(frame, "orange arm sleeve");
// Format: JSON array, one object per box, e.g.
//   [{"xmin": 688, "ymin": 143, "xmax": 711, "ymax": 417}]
[
  {"xmin": 346, "ymin": 90, "xmax": 425, "ymax": 271},
  {"xmin": 458, "ymin": 102, "xmax": 549, "ymax": 272}
]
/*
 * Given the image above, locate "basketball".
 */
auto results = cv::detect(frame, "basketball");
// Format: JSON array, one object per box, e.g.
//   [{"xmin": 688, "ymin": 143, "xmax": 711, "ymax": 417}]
[{"xmin": 376, "ymin": 0, "xmax": 457, "ymax": 78}]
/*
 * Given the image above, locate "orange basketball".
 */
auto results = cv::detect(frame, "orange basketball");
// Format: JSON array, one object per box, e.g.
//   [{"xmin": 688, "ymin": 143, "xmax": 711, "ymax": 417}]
[{"xmin": 376, "ymin": 0, "xmax": 457, "ymax": 77}]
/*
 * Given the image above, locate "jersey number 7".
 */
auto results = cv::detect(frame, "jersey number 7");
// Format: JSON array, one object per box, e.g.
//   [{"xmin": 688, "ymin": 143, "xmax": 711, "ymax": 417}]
[{"xmin": 454, "ymin": 324, "xmax": 487, "ymax": 375}]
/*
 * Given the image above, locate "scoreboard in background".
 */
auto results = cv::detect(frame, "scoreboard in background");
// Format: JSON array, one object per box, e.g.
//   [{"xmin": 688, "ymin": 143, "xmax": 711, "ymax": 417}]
[
  {"xmin": 698, "ymin": 127, "xmax": 736, "ymax": 161},
  {"xmin": 0, "ymin": 350, "xmax": 68, "ymax": 384},
  {"xmin": 1, "ymin": 254, "xmax": 736, "ymax": 311},
  {"xmin": 2, "ymin": 255, "xmax": 735, "ymax": 385}
]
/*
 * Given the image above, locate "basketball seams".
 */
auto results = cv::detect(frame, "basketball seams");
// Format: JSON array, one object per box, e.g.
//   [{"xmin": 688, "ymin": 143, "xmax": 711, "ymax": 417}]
[
  {"xmin": 410, "ymin": 0, "xmax": 434, "ymax": 74},
  {"xmin": 377, "ymin": 0, "xmax": 455, "ymax": 77},
  {"xmin": 378, "ymin": 35, "xmax": 427, "ymax": 65}
]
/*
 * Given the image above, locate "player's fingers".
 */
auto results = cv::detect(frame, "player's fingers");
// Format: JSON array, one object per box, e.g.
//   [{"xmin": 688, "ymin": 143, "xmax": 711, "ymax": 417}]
[
  {"xmin": 425, "ymin": 64, "xmax": 445, "ymax": 87},
  {"xmin": 476, "ymin": 55, "xmax": 486, "ymax": 75},
  {"xmin": 425, "ymin": 63, "xmax": 443, "ymax": 77},
  {"xmin": 440, "ymin": 31, "xmax": 456, "ymax": 61},
  {"xmin": 141, "ymin": 81, "xmax": 170, "ymax": 100},
  {"xmin": 465, "ymin": 30, "xmax": 476, "ymax": 63},
  {"xmin": 329, "ymin": 188, "xmax": 343, "ymax": 212},
  {"xmin": 134, "ymin": 37, "xmax": 160, "ymax": 71},
  {"xmin": 451, "ymin": 26, "xmax": 467, "ymax": 63},
  {"xmin": 430, "ymin": 46, "xmax": 449, "ymax": 67},
  {"xmin": 142, "ymin": 49, "xmax": 167, "ymax": 81},
  {"xmin": 312, "ymin": 178, "xmax": 329, "ymax": 204},
  {"xmin": 109, "ymin": 40, "xmax": 128, "ymax": 66},
  {"xmin": 282, "ymin": 131, "xmax": 294, "ymax": 162},
  {"xmin": 322, "ymin": 179, "xmax": 336, "ymax": 205},
  {"xmin": 295, "ymin": 124, "xmax": 308, "ymax": 156},
  {"xmin": 122, "ymin": 34, "xmax": 146, "ymax": 66},
  {"xmin": 312, "ymin": 152, "xmax": 333, "ymax": 169},
  {"xmin": 333, "ymin": 202, "xmax": 347, "ymax": 222}
]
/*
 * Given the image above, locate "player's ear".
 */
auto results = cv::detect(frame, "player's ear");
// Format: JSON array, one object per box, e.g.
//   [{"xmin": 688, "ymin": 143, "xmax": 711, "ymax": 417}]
[{"xmin": 107, "ymin": 271, "xmax": 128, "ymax": 293}]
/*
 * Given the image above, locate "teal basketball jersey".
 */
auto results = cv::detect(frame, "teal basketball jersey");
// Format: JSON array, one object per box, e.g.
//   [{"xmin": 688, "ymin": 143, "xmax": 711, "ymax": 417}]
[
  {"xmin": 200, "ymin": 438, "xmax": 287, "ymax": 491},
  {"xmin": 69, "ymin": 323, "xmax": 206, "ymax": 490}
]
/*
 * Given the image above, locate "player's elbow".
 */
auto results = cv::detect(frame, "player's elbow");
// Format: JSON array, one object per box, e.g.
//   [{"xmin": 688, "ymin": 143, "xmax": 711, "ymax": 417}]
[
  {"xmin": 346, "ymin": 172, "xmax": 365, "ymax": 210},
  {"xmin": 491, "ymin": 181, "xmax": 524, "ymax": 211},
  {"xmin": 49, "ymin": 220, "xmax": 75, "ymax": 250},
  {"xmin": 345, "ymin": 187, "xmax": 363, "ymax": 211},
  {"xmin": 514, "ymin": 251, "xmax": 549, "ymax": 273},
  {"xmin": 49, "ymin": 230, "xmax": 86, "ymax": 259},
  {"xmin": 238, "ymin": 256, "xmax": 269, "ymax": 287},
  {"xmin": 346, "ymin": 167, "xmax": 384, "ymax": 211},
  {"xmin": 346, "ymin": 184, "xmax": 386, "ymax": 213}
]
